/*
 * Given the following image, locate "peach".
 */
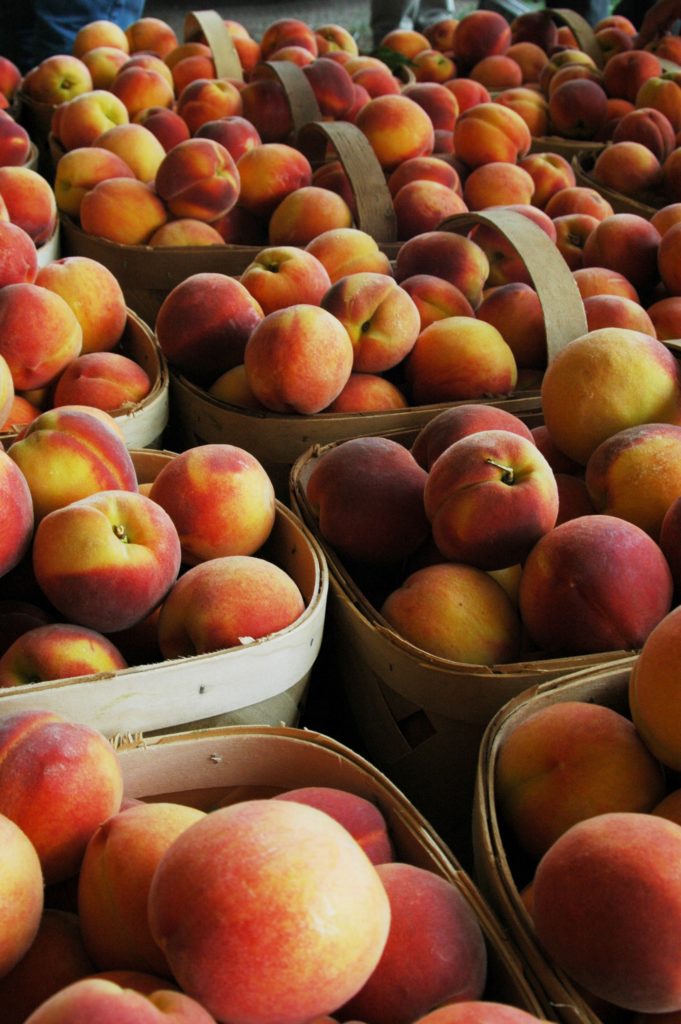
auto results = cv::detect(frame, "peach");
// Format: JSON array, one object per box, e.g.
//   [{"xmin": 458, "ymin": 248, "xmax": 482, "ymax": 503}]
[
  {"xmin": 148, "ymin": 799, "xmax": 389, "ymax": 1022},
  {"xmin": 548, "ymin": 78, "xmax": 609, "ymax": 139},
  {"xmin": 592, "ymin": 140, "xmax": 663, "ymax": 197},
  {"xmin": 517, "ymin": 151, "xmax": 575, "ymax": 210},
  {"xmin": 0, "ymin": 622, "xmax": 127, "ymax": 687},
  {"xmin": 493, "ymin": 87, "xmax": 549, "ymax": 138},
  {"xmin": 414, "ymin": 1003, "xmax": 548, "ymax": 1024},
  {"xmin": 53, "ymin": 146, "xmax": 135, "ymax": 220},
  {"xmin": 7, "ymin": 407, "xmax": 137, "ymax": 522},
  {"xmin": 0, "ymin": 446, "xmax": 33, "ymax": 578},
  {"xmin": 572, "ymin": 265, "xmax": 639, "ymax": 301},
  {"xmin": 57, "ymin": 89, "xmax": 129, "ymax": 151},
  {"xmin": 238, "ymin": 77, "xmax": 293, "ymax": 144},
  {"xmin": 302, "ymin": 57, "xmax": 355, "ymax": 119},
  {"xmin": 444, "ymin": 78, "xmax": 491, "ymax": 113},
  {"xmin": 239, "ymin": 245, "xmax": 330, "ymax": 315},
  {"xmin": 306, "ymin": 436, "xmax": 429, "ymax": 565},
  {"xmin": 400, "ymin": 82, "xmax": 459, "ymax": 133},
  {"xmin": 519, "ymin": 514, "xmax": 673, "ymax": 654},
  {"xmin": 35, "ymin": 255, "xmax": 127, "ymax": 355},
  {"xmin": 21, "ymin": 54, "xmax": 92, "ymax": 105},
  {"xmin": 387, "ymin": 155, "xmax": 461, "ymax": 197},
  {"xmin": 79, "ymin": 177, "xmax": 168, "ymax": 245},
  {"xmin": 552, "ymin": 213, "xmax": 600, "ymax": 271},
  {"xmin": 0, "ymin": 165, "xmax": 57, "ymax": 246},
  {"xmin": 148, "ymin": 220, "xmax": 223, "ymax": 247},
  {"xmin": 538, "ymin": 48, "xmax": 597, "ymax": 97},
  {"xmin": 171, "ymin": 54, "xmax": 216, "ymax": 96},
  {"xmin": 586, "ymin": 422, "xmax": 681, "ymax": 540},
  {"xmin": 117, "ymin": 53, "xmax": 173, "ymax": 90},
  {"xmin": 73, "ymin": 19, "xmax": 129, "ymax": 57},
  {"xmin": 306, "ymin": 227, "xmax": 392, "ymax": 283},
  {"xmin": 154, "ymin": 137, "xmax": 239, "ymax": 223},
  {"xmin": 110, "ymin": 66, "xmax": 174, "ymax": 121},
  {"xmin": 175, "ymin": 77, "xmax": 242, "ymax": 135},
  {"xmin": 268, "ymin": 186, "xmax": 353, "ymax": 247},
  {"xmin": 0, "ymin": 56, "xmax": 22, "ymax": 101},
  {"xmin": 125, "ymin": 16, "xmax": 178, "ymax": 59},
  {"xmin": 546, "ymin": 63, "xmax": 604, "ymax": 100},
  {"xmin": 52, "ymin": 352, "xmax": 151, "ymax": 413},
  {"xmin": 207, "ymin": 365, "xmax": 262, "ymax": 410},
  {"xmin": 533, "ymin": 811, "xmax": 681, "ymax": 1013},
  {"xmin": 0, "ymin": 709, "xmax": 124, "ymax": 884},
  {"xmin": 395, "ymin": 230, "xmax": 489, "ymax": 309},
  {"xmin": 244, "ymin": 304, "xmax": 353, "ymax": 414},
  {"xmin": 164, "ymin": 40, "xmax": 211, "ymax": 71},
  {"xmin": 311, "ymin": 160, "xmax": 357, "ymax": 218},
  {"xmin": 155, "ymin": 272, "xmax": 263, "ymax": 385},
  {"xmin": 321, "ymin": 272, "xmax": 420, "ymax": 373},
  {"xmin": 0, "ymin": 114, "xmax": 30, "ymax": 167},
  {"xmin": 406, "ymin": 316, "xmax": 518, "ymax": 404},
  {"xmin": 652, "ymin": 203, "xmax": 681, "ymax": 236},
  {"xmin": 542, "ymin": 327, "xmax": 681, "ymax": 465},
  {"xmin": 80, "ymin": 46, "xmax": 130, "ymax": 90},
  {"xmin": 631, "ymin": 605, "xmax": 681, "ymax": 771},
  {"xmin": 355, "ymin": 93, "xmax": 435, "ymax": 171},
  {"xmin": 462, "ymin": 161, "xmax": 535, "ymax": 210},
  {"xmin": 583, "ymin": 293, "xmax": 655, "ymax": 334},
  {"xmin": 133, "ymin": 106, "xmax": 190, "ymax": 152},
  {"xmin": 378, "ymin": 28, "xmax": 430, "ymax": 59},
  {"xmin": 0, "ymin": 221, "xmax": 38, "ymax": 287},
  {"xmin": 470, "ymin": 54, "xmax": 522, "ymax": 91},
  {"xmin": 78, "ymin": 802, "xmax": 206, "ymax": 976},
  {"xmin": 324, "ymin": 373, "xmax": 407, "ymax": 412},
  {"xmin": 381, "ymin": 561, "xmax": 521, "ymax": 665},
  {"xmin": 612, "ymin": 106, "xmax": 676, "ymax": 161},
  {"xmin": 544, "ymin": 184, "xmax": 615, "ymax": 221},
  {"xmin": 33, "ymin": 489, "xmax": 181, "ymax": 634},
  {"xmin": 453, "ymin": 101, "xmax": 531, "ymax": 169},
  {"xmin": 636, "ymin": 77, "xmax": 681, "ymax": 134},
  {"xmin": 495, "ymin": 700, "xmax": 665, "ymax": 860},
  {"xmin": 582, "ymin": 213, "xmax": 661, "ymax": 297},
  {"xmin": 412, "ymin": 404, "xmax": 534, "ymax": 471},
  {"xmin": 452, "ymin": 9, "xmax": 511, "ymax": 73},
  {"xmin": 0, "ymin": 812, "xmax": 43, "ymax": 977},
  {"xmin": 657, "ymin": 221, "xmax": 681, "ymax": 295},
  {"xmin": 157, "ymin": 554, "xmax": 304, "ymax": 658},
  {"xmin": 148, "ymin": 444, "xmax": 275, "ymax": 565},
  {"xmin": 423, "ymin": 17, "xmax": 458, "ymax": 52},
  {"xmin": 0, "ymin": 348, "xmax": 14, "ymax": 426},
  {"xmin": 1, "ymin": 395, "xmax": 40, "ymax": 432},
  {"xmin": 339, "ymin": 62, "xmax": 396, "ymax": 100},
  {"xmin": 260, "ymin": 17, "xmax": 318, "ymax": 59},
  {"xmin": 194, "ymin": 115, "xmax": 261, "ymax": 164},
  {"xmin": 555, "ymin": 473, "xmax": 596, "ymax": 524},
  {"xmin": 23, "ymin": 977, "xmax": 214, "ymax": 1022},
  {"xmin": 602, "ymin": 49, "xmax": 662, "ymax": 102},
  {"xmin": 424, "ymin": 428, "xmax": 557, "ymax": 569},
  {"xmin": 648, "ymin": 296, "xmax": 681, "ymax": 339},
  {"xmin": 0, "ymin": 282, "xmax": 82, "ymax": 391},
  {"xmin": 236, "ymin": 143, "xmax": 312, "ymax": 219},
  {"xmin": 511, "ymin": 7, "xmax": 558, "ymax": 48},
  {"xmin": 315, "ymin": 23, "xmax": 359, "ymax": 56},
  {"xmin": 273, "ymin": 786, "xmax": 393, "ymax": 864},
  {"xmin": 411, "ymin": 48, "xmax": 457, "ymax": 84},
  {"xmin": 505, "ymin": 41, "xmax": 548, "ymax": 83},
  {"xmin": 94, "ymin": 122, "xmax": 166, "ymax": 183},
  {"xmin": 399, "ymin": 273, "xmax": 474, "ymax": 331},
  {"xmin": 394, "ymin": 180, "xmax": 467, "ymax": 240},
  {"xmin": 0, "ymin": 909, "xmax": 96, "ymax": 1024},
  {"xmin": 341, "ymin": 862, "xmax": 487, "ymax": 1024},
  {"xmin": 481, "ymin": 281, "xmax": 549, "ymax": 368}
]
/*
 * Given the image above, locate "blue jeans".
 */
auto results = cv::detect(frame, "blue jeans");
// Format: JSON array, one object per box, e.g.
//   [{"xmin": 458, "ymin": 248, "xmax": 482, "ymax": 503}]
[{"xmin": 0, "ymin": 0, "xmax": 146, "ymax": 72}]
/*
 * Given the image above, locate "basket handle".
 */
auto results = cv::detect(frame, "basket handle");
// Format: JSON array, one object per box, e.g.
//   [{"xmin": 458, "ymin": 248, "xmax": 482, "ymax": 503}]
[
  {"xmin": 439, "ymin": 207, "xmax": 587, "ymax": 364},
  {"xmin": 259, "ymin": 60, "xmax": 323, "ymax": 133},
  {"xmin": 297, "ymin": 119, "xmax": 398, "ymax": 243},
  {"xmin": 184, "ymin": 9, "xmax": 244, "ymax": 82},
  {"xmin": 549, "ymin": 8, "xmax": 603, "ymax": 67}
]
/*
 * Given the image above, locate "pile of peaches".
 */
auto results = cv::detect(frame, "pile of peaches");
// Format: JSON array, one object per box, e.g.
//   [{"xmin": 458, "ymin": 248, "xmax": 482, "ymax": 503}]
[
  {"xmin": 0, "ymin": 706, "xmax": 549, "ymax": 1024},
  {"xmin": 489, "ymin": 600, "xmax": 681, "ymax": 1020}
]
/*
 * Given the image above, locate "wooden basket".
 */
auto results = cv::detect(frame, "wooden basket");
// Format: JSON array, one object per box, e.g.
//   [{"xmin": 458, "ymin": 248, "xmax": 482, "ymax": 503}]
[
  {"xmin": 115, "ymin": 722, "xmax": 551, "ymax": 1021},
  {"xmin": 0, "ymin": 448, "xmax": 328, "ymax": 738},
  {"xmin": 15, "ymin": 88, "xmax": 56, "ymax": 176},
  {"xmin": 170, "ymin": 206, "xmax": 587, "ymax": 500},
  {"xmin": 0, "ymin": 308, "xmax": 169, "ymax": 451},
  {"xmin": 289, "ymin": 421, "xmax": 636, "ymax": 870},
  {"xmin": 471, "ymin": 658, "xmax": 639, "ymax": 1024}
]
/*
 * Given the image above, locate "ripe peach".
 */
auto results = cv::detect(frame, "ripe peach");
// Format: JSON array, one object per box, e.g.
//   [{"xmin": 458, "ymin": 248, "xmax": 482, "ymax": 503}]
[
  {"xmin": 0, "ymin": 812, "xmax": 43, "ymax": 977},
  {"xmin": 77, "ymin": 802, "xmax": 206, "ymax": 976},
  {"xmin": 35, "ymin": 255, "xmax": 127, "ymax": 355},
  {"xmin": 603, "ymin": 49, "xmax": 662, "ymax": 103},
  {"xmin": 0, "ymin": 447, "xmax": 33, "ymax": 578},
  {"xmin": 0, "ymin": 222, "xmax": 37, "ymax": 288},
  {"xmin": 652, "ymin": 202, "xmax": 681, "ymax": 236},
  {"xmin": 268, "ymin": 186, "xmax": 353, "ymax": 247},
  {"xmin": 20, "ymin": 54, "xmax": 92, "ymax": 105},
  {"xmin": 0, "ymin": 709, "xmax": 124, "ymax": 884},
  {"xmin": 175, "ymin": 77, "xmax": 242, "ymax": 135},
  {"xmin": 395, "ymin": 230, "xmax": 489, "ymax": 309},
  {"xmin": 0, "ymin": 56, "xmax": 22, "ymax": 101},
  {"xmin": 519, "ymin": 514, "xmax": 673, "ymax": 654},
  {"xmin": 414, "ymin": 1003, "xmax": 549, "ymax": 1024},
  {"xmin": 517, "ymin": 151, "xmax": 575, "ymax": 210},
  {"xmin": 170, "ymin": 54, "xmax": 216, "ymax": 95},
  {"xmin": 80, "ymin": 45, "xmax": 129, "ymax": 89},
  {"xmin": 398, "ymin": 274, "xmax": 474, "ymax": 331},
  {"xmin": 273, "ymin": 786, "xmax": 393, "ymax": 864},
  {"xmin": 453, "ymin": 101, "xmax": 531, "ymax": 169},
  {"xmin": 541, "ymin": 327, "xmax": 681, "ymax": 465},
  {"xmin": 1, "ymin": 395, "xmax": 40, "ymax": 433},
  {"xmin": 57, "ymin": 89, "xmax": 129, "ymax": 151},
  {"xmin": 657, "ymin": 220, "xmax": 681, "ymax": 295},
  {"xmin": 79, "ymin": 178, "xmax": 167, "ymax": 245},
  {"xmin": 378, "ymin": 28, "xmax": 430, "ymax": 60},
  {"xmin": 0, "ymin": 622, "xmax": 127, "ymax": 687},
  {"xmin": 592, "ymin": 140, "xmax": 663, "ymax": 197},
  {"xmin": 612, "ymin": 106, "xmax": 676, "ymax": 161},
  {"xmin": 321, "ymin": 272, "xmax": 420, "ymax": 373},
  {"xmin": 355, "ymin": 93, "xmax": 435, "ymax": 171},
  {"xmin": 554, "ymin": 474, "xmax": 596, "ymax": 525},
  {"xmin": 73, "ymin": 19, "xmax": 129, "ymax": 57},
  {"xmin": 8, "ymin": 407, "xmax": 137, "ymax": 522},
  {"xmin": 0, "ymin": 165, "xmax": 57, "ymax": 247},
  {"xmin": 495, "ymin": 700, "xmax": 665, "ymax": 860},
  {"xmin": 548, "ymin": 78, "xmax": 609, "ymax": 139},
  {"xmin": 583, "ymin": 293, "xmax": 655, "ymax": 334},
  {"xmin": 133, "ymin": 106, "xmax": 190, "ymax": 152},
  {"xmin": 154, "ymin": 272, "xmax": 264, "ymax": 385},
  {"xmin": 394, "ymin": 180, "xmax": 467, "ymax": 239},
  {"xmin": 157, "ymin": 554, "xmax": 304, "ymax": 658},
  {"xmin": 444, "ymin": 78, "xmax": 491, "ymax": 113},
  {"xmin": 533, "ymin": 812, "xmax": 681, "ymax": 1014},
  {"xmin": 260, "ymin": 17, "xmax": 319, "ymax": 59},
  {"xmin": 462, "ymin": 161, "xmax": 535, "ymax": 210},
  {"xmin": 306, "ymin": 436, "xmax": 429, "ymax": 565},
  {"xmin": 94, "ymin": 122, "xmax": 165, "ymax": 183},
  {"xmin": 411, "ymin": 48, "xmax": 457, "ymax": 84},
  {"xmin": 125, "ymin": 16, "xmax": 178, "ymax": 59},
  {"xmin": 493, "ymin": 87, "xmax": 549, "ymax": 138},
  {"xmin": 53, "ymin": 146, "xmax": 135, "ymax": 220},
  {"xmin": 648, "ymin": 296, "xmax": 681, "ymax": 339},
  {"xmin": 52, "ymin": 352, "xmax": 151, "ymax": 413},
  {"xmin": 148, "ymin": 444, "xmax": 275, "ymax": 565},
  {"xmin": 0, "ymin": 282, "xmax": 82, "ymax": 391},
  {"xmin": 236, "ymin": 143, "xmax": 312, "ymax": 218},
  {"xmin": 387, "ymin": 155, "xmax": 461, "ymax": 197},
  {"xmin": 244, "ymin": 304, "xmax": 353, "ymax": 414},
  {"xmin": 452, "ymin": 9, "xmax": 511, "ymax": 73},
  {"xmin": 506, "ymin": 41, "xmax": 548, "ymax": 84},
  {"xmin": 149, "ymin": 219, "xmax": 224, "ymax": 247},
  {"xmin": 0, "ymin": 114, "xmax": 30, "ymax": 167},
  {"xmin": 154, "ymin": 137, "xmax": 239, "ymax": 223},
  {"xmin": 22, "ymin": 977, "xmax": 214, "ymax": 1022},
  {"xmin": 33, "ymin": 489, "xmax": 181, "ymax": 634},
  {"xmin": 552, "ymin": 213, "xmax": 600, "ymax": 270},
  {"xmin": 400, "ymin": 82, "xmax": 459, "ymax": 132},
  {"xmin": 303, "ymin": 57, "xmax": 355, "ymax": 118},
  {"xmin": 582, "ymin": 213, "xmax": 661, "ymax": 297},
  {"xmin": 630, "ymin": 604, "xmax": 681, "ymax": 770},
  {"xmin": 323, "ymin": 373, "xmax": 407, "ymax": 412},
  {"xmin": 380, "ymin": 562, "xmax": 521, "ymax": 665},
  {"xmin": 477, "ymin": 282, "xmax": 549, "ymax": 368},
  {"xmin": 194, "ymin": 115, "xmax": 261, "ymax": 164},
  {"xmin": 544, "ymin": 184, "xmax": 615, "ymax": 221},
  {"xmin": 238, "ymin": 76, "xmax": 293, "ymax": 144},
  {"xmin": 110, "ymin": 66, "xmax": 174, "ymax": 121},
  {"xmin": 572, "ymin": 265, "xmax": 639, "ymax": 301},
  {"xmin": 306, "ymin": 227, "xmax": 392, "ymax": 282},
  {"xmin": 412, "ymin": 404, "xmax": 534, "ymax": 470},
  {"xmin": 240, "ymin": 245, "xmax": 331, "ymax": 314},
  {"xmin": 405, "ymin": 317, "xmax": 518, "ymax": 404},
  {"xmin": 637, "ymin": 77, "xmax": 681, "ymax": 134}
]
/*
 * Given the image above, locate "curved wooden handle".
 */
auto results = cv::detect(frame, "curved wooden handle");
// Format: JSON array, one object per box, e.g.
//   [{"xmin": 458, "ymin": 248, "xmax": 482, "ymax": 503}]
[
  {"xmin": 184, "ymin": 10, "xmax": 243, "ymax": 81},
  {"xmin": 259, "ymin": 60, "xmax": 322, "ymax": 132}
]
